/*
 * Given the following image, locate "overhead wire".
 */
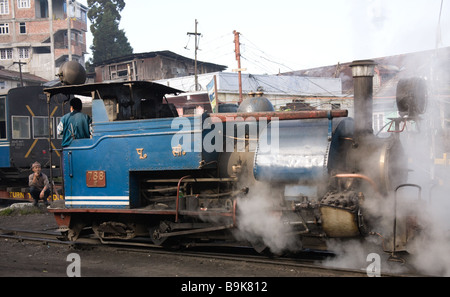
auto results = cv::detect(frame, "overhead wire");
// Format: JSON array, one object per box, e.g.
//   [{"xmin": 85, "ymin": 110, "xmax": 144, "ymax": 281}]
[
  {"xmin": 181, "ymin": 30, "xmax": 343, "ymax": 98},
  {"xmin": 189, "ymin": 32, "xmax": 235, "ymax": 68},
  {"xmin": 240, "ymin": 34, "xmax": 295, "ymax": 73},
  {"xmin": 238, "ymin": 34, "xmax": 341, "ymax": 96}
]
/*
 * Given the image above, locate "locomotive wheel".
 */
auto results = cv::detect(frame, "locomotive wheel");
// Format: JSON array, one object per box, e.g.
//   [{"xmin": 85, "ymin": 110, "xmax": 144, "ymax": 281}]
[
  {"xmin": 64, "ymin": 223, "xmax": 85, "ymax": 241},
  {"xmin": 149, "ymin": 221, "xmax": 171, "ymax": 246},
  {"xmin": 149, "ymin": 226, "xmax": 168, "ymax": 246}
]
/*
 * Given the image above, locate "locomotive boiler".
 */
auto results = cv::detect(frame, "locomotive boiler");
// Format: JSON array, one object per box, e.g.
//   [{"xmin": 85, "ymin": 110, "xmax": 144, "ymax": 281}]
[{"xmin": 47, "ymin": 60, "xmax": 420, "ymax": 254}]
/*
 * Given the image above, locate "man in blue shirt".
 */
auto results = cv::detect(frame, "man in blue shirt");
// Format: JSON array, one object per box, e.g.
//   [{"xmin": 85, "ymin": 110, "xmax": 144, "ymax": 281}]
[{"xmin": 57, "ymin": 97, "xmax": 92, "ymax": 147}]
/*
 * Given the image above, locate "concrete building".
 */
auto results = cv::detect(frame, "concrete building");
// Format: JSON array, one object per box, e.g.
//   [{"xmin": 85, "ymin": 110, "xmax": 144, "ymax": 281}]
[{"xmin": 0, "ymin": 0, "xmax": 88, "ymax": 81}]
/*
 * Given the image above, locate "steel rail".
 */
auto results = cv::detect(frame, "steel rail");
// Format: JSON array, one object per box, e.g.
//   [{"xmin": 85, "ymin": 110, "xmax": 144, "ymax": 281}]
[{"xmin": 0, "ymin": 227, "xmax": 424, "ymax": 277}]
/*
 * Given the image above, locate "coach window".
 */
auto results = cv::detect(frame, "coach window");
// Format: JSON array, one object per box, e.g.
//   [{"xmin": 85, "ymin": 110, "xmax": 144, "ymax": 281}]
[
  {"xmin": 12, "ymin": 116, "xmax": 30, "ymax": 139},
  {"xmin": 33, "ymin": 116, "xmax": 54, "ymax": 139},
  {"xmin": 56, "ymin": 117, "xmax": 62, "ymax": 139},
  {"xmin": 0, "ymin": 96, "xmax": 6, "ymax": 139}
]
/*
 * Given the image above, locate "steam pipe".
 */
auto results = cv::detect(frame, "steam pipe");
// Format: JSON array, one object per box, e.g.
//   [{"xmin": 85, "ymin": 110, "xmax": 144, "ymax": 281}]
[
  {"xmin": 333, "ymin": 173, "xmax": 379, "ymax": 193},
  {"xmin": 176, "ymin": 175, "xmax": 191, "ymax": 223},
  {"xmin": 210, "ymin": 110, "xmax": 348, "ymax": 123}
]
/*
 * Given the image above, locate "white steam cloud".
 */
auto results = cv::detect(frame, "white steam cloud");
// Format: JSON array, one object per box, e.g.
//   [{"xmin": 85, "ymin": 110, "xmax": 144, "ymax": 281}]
[
  {"xmin": 233, "ymin": 183, "xmax": 300, "ymax": 255},
  {"xmin": 323, "ymin": 48, "xmax": 450, "ymax": 276}
]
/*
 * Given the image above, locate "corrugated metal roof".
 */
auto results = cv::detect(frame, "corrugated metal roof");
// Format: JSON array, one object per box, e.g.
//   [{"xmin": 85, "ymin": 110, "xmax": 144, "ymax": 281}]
[
  {"xmin": 93, "ymin": 50, "xmax": 227, "ymax": 70},
  {"xmin": 156, "ymin": 72, "xmax": 342, "ymax": 97},
  {"xmin": 0, "ymin": 68, "xmax": 48, "ymax": 83}
]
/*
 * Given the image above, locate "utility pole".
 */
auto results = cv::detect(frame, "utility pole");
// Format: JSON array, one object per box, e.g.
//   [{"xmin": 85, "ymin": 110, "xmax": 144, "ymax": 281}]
[
  {"xmin": 233, "ymin": 30, "xmax": 243, "ymax": 103},
  {"xmin": 66, "ymin": 0, "xmax": 72, "ymax": 61},
  {"xmin": 13, "ymin": 61, "xmax": 26, "ymax": 86},
  {"xmin": 49, "ymin": 0, "xmax": 55, "ymax": 77},
  {"xmin": 187, "ymin": 19, "xmax": 201, "ymax": 91}
]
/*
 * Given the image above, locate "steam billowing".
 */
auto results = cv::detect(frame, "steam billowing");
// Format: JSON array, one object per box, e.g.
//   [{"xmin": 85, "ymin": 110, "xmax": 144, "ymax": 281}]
[
  {"xmin": 233, "ymin": 183, "xmax": 300, "ymax": 255},
  {"xmin": 324, "ymin": 50, "xmax": 450, "ymax": 276},
  {"xmin": 231, "ymin": 49, "xmax": 450, "ymax": 276}
]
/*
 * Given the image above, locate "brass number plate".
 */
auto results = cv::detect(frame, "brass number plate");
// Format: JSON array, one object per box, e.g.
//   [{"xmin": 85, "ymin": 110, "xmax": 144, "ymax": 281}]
[{"xmin": 86, "ymin": 170, "xmax": 106, "ymax": 187}]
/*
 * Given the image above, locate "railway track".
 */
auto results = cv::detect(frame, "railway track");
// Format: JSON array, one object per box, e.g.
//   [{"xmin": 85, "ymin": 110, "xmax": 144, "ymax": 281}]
[{"xmin": 0, "ymin": 227, "xmax": 425, "ymax": 277}]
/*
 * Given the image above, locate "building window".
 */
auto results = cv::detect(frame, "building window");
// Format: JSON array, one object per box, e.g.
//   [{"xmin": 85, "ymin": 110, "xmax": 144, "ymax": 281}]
[
  {"xmin": 0, "ymin": 48, "xmax": 13, "ymax": 60},
  {"xmin": 18, "ymin": 47, "xmax": 29, "ymax": 59},
  {"xmin": 19, "ymin": 22, "xmax": 26, "ymax": 34},
  {"xmin": 33, "ymin": 46, "xmax": 50, "ymax": 54},
  {"xmin": 0, "ymin": 23, "xmax": 9, "ymax": 34},
  {"xmin": 108, "ymin": 62, "xmax": 137, "ymax": 80},
  {"xmin": 0, "ymin": 0, "xmax": 9, "ymax": 15},
  {"xmin": 12, "ymin": 116, "xmax": 30, "ymax": 139},
  {"xmin": 17, "ymin": 0, "xmax": 29, "ymax": 8}
]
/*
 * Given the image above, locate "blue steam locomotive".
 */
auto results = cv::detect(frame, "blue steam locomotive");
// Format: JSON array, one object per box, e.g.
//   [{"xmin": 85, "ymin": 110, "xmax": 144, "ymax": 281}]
[{"xmin": 46, "ymin": 60, "xmax": 421, "ymax": 255}]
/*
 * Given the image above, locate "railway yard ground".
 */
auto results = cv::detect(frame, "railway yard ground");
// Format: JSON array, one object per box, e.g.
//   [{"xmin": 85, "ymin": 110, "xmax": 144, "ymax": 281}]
[
  {"xmin": 0, "ymin": 201, "xmax": 444, "ymax": 292},
  {"xmin": 0, "ymin": 203, "xmax": 364, "ymax": 278}
]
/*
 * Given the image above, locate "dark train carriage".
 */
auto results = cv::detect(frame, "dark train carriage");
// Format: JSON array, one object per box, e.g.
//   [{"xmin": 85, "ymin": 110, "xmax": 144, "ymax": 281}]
[
  {"xmin": 0, "ymin": 93, "xmax": 8, "ymax": 169},
  {"xmin": 0, "ymin": 86, "xmax": 70, "ymax": 185}
]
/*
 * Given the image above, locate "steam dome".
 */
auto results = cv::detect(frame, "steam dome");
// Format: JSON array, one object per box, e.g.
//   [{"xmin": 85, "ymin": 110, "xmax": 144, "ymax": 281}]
[{"xmin": 237, "ymin": 92, "xmax": 275, "ymax": 113}]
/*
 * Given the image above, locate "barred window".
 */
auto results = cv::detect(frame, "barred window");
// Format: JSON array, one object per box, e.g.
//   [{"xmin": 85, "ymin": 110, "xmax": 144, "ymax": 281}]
[
  {"xmin": 0, "ymin": 23, "xmax": 9, "ymax": 34},
  {"xmin": 18, "ymin": 47, "xmax": 29, "ymax": 59},
  {"xmin": 0, "ymin": 0, "xmax": 9, "ymax": 15},
  {"xmin": 17, "ymin": 0, "xmax": 30, "ymax": 8},
  {"xmin": 0, "ymin": 48, "xmax": 12, "ymax": 60}
]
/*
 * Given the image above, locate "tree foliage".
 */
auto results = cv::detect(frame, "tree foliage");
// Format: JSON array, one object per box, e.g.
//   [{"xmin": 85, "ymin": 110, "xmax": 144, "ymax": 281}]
[{"xmin": 87, "ymin": 0, "xmax": 133, "ymax": 65}]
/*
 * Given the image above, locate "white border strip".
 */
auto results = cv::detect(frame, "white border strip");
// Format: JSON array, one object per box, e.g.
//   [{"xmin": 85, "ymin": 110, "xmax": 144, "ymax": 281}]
[{"xmin": 65, "ymin": 196, "xmax": 129, "ymax": 206}]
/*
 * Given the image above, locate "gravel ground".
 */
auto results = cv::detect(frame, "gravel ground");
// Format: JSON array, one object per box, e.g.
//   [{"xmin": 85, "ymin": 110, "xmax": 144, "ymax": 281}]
[{"xmin": 0, "ymin": 203, "xmax": 353, "ymax": 280}]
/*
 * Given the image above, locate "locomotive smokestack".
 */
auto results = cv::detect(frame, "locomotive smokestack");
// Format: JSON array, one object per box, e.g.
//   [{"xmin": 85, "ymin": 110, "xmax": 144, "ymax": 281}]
[{"xmin": 350, "ymin": 60, "xmax": 377, "ymax": 138}]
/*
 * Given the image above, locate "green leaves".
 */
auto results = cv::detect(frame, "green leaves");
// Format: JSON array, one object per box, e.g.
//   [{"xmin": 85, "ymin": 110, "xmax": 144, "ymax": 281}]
[{"xmin": 87, "ymin": 0, "xmax": 133, "ymax": 64}]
